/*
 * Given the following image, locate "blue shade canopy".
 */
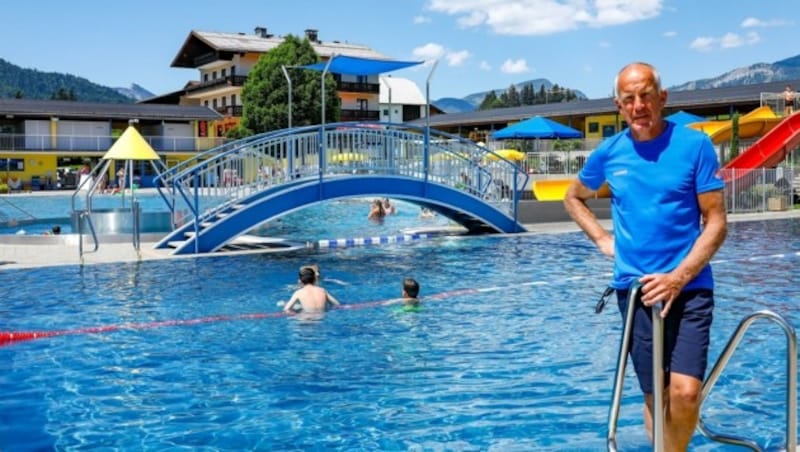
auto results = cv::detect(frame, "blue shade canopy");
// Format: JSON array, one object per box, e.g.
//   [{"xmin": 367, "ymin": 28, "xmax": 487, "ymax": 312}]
[
  {"xmin": 300, "ymin": 55, "xmax": 424, "ymax": 75},
  {"xmin": 665, "ymin": 110, "xmax": 705, "ymax": 127},
  {"xmin": 492, "ymin": 116, "xmax": 583, "ymax": 140}
]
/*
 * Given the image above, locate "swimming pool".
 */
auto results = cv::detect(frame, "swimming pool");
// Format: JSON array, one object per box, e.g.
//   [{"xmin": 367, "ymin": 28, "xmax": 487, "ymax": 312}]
[
  {"xmin": 0, "ymin": 217, "xmax": 798, "ymax": 450},
  {"xmin": 0, "ymin": 194, "xmax": 453, "ymax": 238}
]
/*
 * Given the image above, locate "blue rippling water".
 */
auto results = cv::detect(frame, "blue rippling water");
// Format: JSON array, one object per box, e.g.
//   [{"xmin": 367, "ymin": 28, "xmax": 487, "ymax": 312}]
[{"xmin": 0, "ymin": 217, "xmax": 798, "ymax": 450}]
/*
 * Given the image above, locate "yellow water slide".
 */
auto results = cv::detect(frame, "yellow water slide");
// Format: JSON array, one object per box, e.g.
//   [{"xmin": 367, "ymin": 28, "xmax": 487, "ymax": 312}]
[
  {"xmin": 532, "ymin": 178, "xmax": 611, "ymax": 201},
  {"xmin": 688, "ymin": 106, "xmax": 782, "ymax": 144}
]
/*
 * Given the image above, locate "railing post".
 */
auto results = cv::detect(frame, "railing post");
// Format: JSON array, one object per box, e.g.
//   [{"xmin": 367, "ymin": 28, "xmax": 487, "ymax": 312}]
[
  {"xmin": 607, "ymin": 283, "xmax": 641, "ymax": 452},
  {"xmin": 652, "ymin": 303, "xmax": 665, "ymax": 452}
]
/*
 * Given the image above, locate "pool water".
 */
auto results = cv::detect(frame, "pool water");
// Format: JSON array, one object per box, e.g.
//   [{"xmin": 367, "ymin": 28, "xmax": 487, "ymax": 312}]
[
  {"xmin": 0, "ymin": 194, "xmax": 453, "ymax": 238},
  {"xmin": 0, "ymin": 216, "xmax": 798, "ymax": 450}
]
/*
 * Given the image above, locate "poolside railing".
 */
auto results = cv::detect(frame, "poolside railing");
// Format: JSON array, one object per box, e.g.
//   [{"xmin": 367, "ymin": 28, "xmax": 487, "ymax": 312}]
[
  {"xmin": 0, "ymin": 132, "xmax": 226, "ymax": 153},
  {"xmin": 155, "ymin": 122, "xmax": 529, "ymax": 232}
]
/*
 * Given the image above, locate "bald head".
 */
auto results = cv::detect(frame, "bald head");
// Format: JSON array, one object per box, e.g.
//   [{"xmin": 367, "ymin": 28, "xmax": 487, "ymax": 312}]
[{"xmin": 614, "ymin": 62, "xmax": 663, "ymax": 100}]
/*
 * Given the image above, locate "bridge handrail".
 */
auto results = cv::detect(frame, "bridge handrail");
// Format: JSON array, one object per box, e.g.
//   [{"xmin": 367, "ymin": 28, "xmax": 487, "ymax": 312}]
[{"xmin": 155, "ymin": 122, "xmax": 529, "ymax": 229}]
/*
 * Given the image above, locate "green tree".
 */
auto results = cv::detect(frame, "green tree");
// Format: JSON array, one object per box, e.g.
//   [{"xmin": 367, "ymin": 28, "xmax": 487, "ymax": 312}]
[
  {"xmin": 51, "ymin": 87, "xmax": 76, "ymax": 101},
  {"xmin": 478, "ymin": 91, "xmax": 503, "ymax": 110},
  {"xmin": 240, "ymin": 34, "xmax": 339, "ymax": 134},
  {"xmin": 729, "ymin": 112, "xmax": 740, "ymax": 163},
  {"xmin": 520, "ymin": 83, "xmax": 535, "ymax": 105},
  {"xmin": 505, "ymin": 84, "xmax": 521, "ymax": 107}
]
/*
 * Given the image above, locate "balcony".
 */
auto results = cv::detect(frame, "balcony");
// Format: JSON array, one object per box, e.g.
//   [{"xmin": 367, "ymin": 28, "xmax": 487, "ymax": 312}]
[
  {"xmin": 339, "ymin": 110, "xmax": 380, "ymax": 121},
  {"xmin": 338, "ymin": 81, "xmax": 380, "ymax": 94},
  {"xmin": 186, "ymin": 75, "xmax": 247, "ymax": 94},
  {"xmin": 214, "ymin": 105, "xmax": 244, "ymax": 117},
  {"xmin": 193, "ymin": 51, "xmax": 233, "ymax": 67},
  {"xmin": 0, "ymin": 133, "xmax": 228, "ymax": 153}
]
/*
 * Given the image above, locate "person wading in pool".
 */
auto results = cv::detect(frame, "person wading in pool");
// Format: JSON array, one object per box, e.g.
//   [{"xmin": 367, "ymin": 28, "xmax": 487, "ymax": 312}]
[
  {"xmin": 398, "ymin": 277, "xmax": 420, "ymax": 308},
  {"xmin": 563, "ymin": 62, "xmax": 727, "ymax": 451},
  {"xmin": 283, "ymin": 267, "xmax": 341, "ymax": 313}
]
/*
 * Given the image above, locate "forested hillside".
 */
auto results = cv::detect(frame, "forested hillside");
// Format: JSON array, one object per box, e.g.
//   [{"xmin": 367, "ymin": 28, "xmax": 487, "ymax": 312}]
[{"xmin": 0, "ymin": 58, "xmax": 133, "ymax": 103}]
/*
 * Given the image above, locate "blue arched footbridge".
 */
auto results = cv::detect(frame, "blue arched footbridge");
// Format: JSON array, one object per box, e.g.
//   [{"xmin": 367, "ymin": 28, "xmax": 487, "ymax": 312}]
[{"xmin": 153, "ymin": 122, "xmax": 529, "ymax": 255}]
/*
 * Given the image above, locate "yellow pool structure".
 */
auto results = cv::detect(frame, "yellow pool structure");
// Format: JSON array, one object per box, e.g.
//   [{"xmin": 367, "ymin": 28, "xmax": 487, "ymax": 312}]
[
  {"xmin": 688, "ymin": 106, "xmax": 782, "ymax": 144},
  {"xmin": 532, "ymin": 178, "xmax": 611, "ymax": 201}
]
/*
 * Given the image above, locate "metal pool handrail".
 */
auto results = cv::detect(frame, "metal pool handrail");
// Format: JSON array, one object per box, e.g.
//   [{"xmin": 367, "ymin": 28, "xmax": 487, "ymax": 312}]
[
  {"xmin": 698, "ymin": 310, "xmax": 797, "ymax": 451},
  {"xmin": 606, "ymin": 284, "xmax": 797, "ymax": 451},
  {"xmin": 606, "ymin": 282, "xmax": 641, "ymax": 452}
]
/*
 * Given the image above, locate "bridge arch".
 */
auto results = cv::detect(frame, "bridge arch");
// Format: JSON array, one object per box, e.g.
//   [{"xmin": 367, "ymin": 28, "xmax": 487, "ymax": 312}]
[{"xmin": 154, "ymin": 122, "xmax": 529, "ymax": 254}]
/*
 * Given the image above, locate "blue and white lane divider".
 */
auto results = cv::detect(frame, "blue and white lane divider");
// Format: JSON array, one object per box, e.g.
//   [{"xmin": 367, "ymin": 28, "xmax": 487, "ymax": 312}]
[{"xmin": 316, "ymin": 233, "xmax": 432, "ymax": 248}]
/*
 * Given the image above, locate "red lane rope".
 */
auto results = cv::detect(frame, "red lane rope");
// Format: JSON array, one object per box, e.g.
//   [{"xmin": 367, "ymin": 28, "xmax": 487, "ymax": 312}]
[{"xmin": 0, "ymin": 287, "xmax": 484, "ymax": 348}]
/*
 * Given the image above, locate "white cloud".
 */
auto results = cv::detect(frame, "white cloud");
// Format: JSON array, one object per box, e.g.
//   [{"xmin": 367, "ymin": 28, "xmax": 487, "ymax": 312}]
[
  {"xmin": 720, "ymin": 32, "xmax": 744, "ymax": 49},
  {"xmin": 412, "ymin": 43, "xmax": 446, "ymax": 65},
  {"xmin": 662, "ymin": 30, "xmax": 677, "ymax": 38},
  {"xmin": 412, "ymin": 43, "xmax": 473, "ymax": 68},
  {"xmin": 426, "ymin": 0, "xmax": 663, "ymax": 35},
  {"xmin": 479, "ymin": 60, "xmax": 492, "ymax": 71},
  {"xmin": 598, "ymin": 41, "xmax": 611, "ymax": 48},
  {"xmin": 746, "ymin": 31, "xmax": 761, "ymax": 45},
  {"xmin": 500, "ymin": 58, "xmax": 530, "ymax": 74},
  {"xmin": 689, "ymin": 31, "xmax": 761, "ymax": 52},
  {"xmin": 413, "ymin": 15, "xmax": 431, "ymax": 24},
  {"xmin": 689, "ymin": 36, "xmax": 715, "ymax": 52},
  {"xmin": 446, "ymin": 49, "xmax": 471, "ymax": 66},
  {"xmin": 741, "ymin": 17, "xmax": 791, "ymax": 28}
]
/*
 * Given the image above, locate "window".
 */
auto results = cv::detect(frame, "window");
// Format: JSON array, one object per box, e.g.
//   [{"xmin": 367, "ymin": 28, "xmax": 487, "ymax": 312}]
[
  {"xmin": 357, "ymin": 99, "xmax": 368, "ymax": 111},
  {"xmin": 588, "ymin": 122, "xmax": 599, "ymax": 133},
  {"xmin": 212, "ymin": 99, "xmax": 218, "ymax": 109},
  {"xmin": 204, "ymin": 100, "xmax": 209, "ymax": 107},
  {"xmin": 231, "ymin": 94, "xmax": 237, "ymax": 106},
  {"xmin": 602, "ymin": 125, "xmax": 616, "ymax": 137},
  {"xmin": 221, "ymin": 68, "xmax": 227, "ymax": 78},
  {"xmin": 221, "ymin": 97, "xmax": 227, "ymax": 107},
  {"xmin": 212, "ymin": 71, "xmax": 217, "ymax": 80},
  {"xmin": 204, "ymin": 73, "xmax": 209, "ymax": 82},
  {"xmin": 0, "ymin": 158, "xmax": 24, "ymax": 171}
]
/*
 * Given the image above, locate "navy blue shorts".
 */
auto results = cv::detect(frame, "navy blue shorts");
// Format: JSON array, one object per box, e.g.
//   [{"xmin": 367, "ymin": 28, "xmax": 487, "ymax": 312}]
[{"xmin": 616, "ymin": 288, "xmax": 714, "ymax": 394}]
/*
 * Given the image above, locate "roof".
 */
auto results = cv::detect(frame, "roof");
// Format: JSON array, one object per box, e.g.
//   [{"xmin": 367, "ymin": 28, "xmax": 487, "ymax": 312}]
[
  {"xmin": 418, "ymin": 78, "xmax": 800, "ymax": 129},
  {"xmin": 172, "ymin": 30, "xmax": 387, "ymax": 68},
  {"xmin": 380, "ymin": 77, "xmax": 426, "ymax": 105},
  {"xmin": 0, "ymin": 98, "xmax": 222, "ymax": 121}
]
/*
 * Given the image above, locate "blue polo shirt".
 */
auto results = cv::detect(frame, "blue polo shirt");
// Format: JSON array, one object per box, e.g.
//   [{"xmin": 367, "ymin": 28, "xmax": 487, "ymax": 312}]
[{"xmin": 579, "ymin": 121, "xmax": 724, "ymax": 290}]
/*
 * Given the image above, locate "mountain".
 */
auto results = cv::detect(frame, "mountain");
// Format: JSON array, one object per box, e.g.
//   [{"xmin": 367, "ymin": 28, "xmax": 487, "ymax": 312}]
[
  {"xmin": 0, "ymin": 58, "xmax": 134, "ymax": 103},
  {"xmin": 114, "ymin": 83, "xmax": 155, "ymax": 101},
  {"xmin": 432, "ymin": 97, "xmax": 475, "ymax": 113},
  {"xmin": 434, "ymin": 78, "xmax": 588, "ymax": 113},
  {"xmin": 670, "ymin": 54, "xmax": 800, "ymax": 91}
]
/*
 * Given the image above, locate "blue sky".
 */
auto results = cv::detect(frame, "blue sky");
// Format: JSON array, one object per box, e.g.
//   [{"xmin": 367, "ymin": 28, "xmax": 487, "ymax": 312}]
[{"xmin": 1, "ymin": 0, "xmax": 797, "ymax": 101}]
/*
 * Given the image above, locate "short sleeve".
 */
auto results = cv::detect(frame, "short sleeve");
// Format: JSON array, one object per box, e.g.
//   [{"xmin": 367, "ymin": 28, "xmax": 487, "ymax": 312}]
[
  {"xmin": 578, "ymin": 142, "xmax": 609, "ymax": 191},
  {"xmin": 695, "ymin": 138, "xmax": 724, "ymax": 193}
]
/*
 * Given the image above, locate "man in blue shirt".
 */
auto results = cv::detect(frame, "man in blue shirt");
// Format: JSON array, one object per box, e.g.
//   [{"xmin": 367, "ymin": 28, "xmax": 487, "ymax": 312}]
[{"xmin": 564, "ymin": 62, "xmax": 727, "ymax": 451}]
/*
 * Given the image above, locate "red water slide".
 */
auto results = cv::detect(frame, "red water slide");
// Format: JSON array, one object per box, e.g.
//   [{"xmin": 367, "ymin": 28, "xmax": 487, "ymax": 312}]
[{"xmin": 721, "ymin": 112, "xmax": 800, "ymax": 184}]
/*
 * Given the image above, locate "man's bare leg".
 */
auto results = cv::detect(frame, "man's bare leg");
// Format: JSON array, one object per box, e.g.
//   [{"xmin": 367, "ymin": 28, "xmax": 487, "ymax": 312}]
[{"xmin": 664, "ymin": 373, "xmax": 702, "ymax": 451}]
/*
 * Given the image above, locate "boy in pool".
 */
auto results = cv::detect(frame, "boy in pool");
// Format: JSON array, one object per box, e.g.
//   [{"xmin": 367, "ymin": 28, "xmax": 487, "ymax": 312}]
[
  {"xmin": 401, "ymin": 278, "xmax": 420, "ymax": 307},
  {"xmin": 386, "ymin": 277, "xmax": 420, "ymax": 309},
  {"xmin": 283, "ymin": 267, "xmax": 341, "ymax": 313}
]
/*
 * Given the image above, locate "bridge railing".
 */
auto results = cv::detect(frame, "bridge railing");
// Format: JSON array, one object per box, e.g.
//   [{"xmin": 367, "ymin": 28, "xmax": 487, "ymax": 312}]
[{"xmin": 155, "ymin": 122, "xmax": 528, "ymax": 229}]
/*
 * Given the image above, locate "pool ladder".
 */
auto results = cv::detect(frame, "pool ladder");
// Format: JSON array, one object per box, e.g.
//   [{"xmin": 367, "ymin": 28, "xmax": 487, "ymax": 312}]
[{"xmin": 606, "ymin": 283, "xmax": 797, "ymax": 451}]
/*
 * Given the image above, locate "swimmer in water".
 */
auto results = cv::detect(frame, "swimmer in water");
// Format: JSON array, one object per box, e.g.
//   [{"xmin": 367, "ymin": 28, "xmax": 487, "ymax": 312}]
[{"xmin": 283, "ymin": 267, "xmax": 341, "ymax": 313}]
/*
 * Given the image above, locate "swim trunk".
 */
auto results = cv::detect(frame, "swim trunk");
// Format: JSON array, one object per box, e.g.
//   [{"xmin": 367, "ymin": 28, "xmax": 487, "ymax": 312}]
[{"xmin": 616, "ymin": 288, "xmax": 714, "ymax": 394}]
